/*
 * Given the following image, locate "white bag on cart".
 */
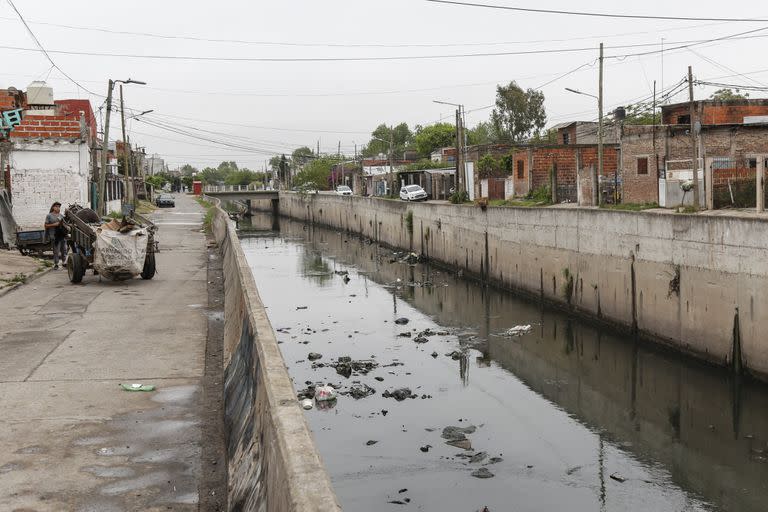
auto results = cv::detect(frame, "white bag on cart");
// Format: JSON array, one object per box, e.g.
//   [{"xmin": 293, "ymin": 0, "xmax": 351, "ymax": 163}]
[{"xmin": 93, "ymin": 227, "xmax": 148, "ymax": 280}]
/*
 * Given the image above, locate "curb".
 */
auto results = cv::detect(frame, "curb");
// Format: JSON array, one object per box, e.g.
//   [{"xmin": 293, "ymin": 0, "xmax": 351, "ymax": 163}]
[{"xmin": 0, "ymin": 265, "xmax": 54, "ymax": 298}]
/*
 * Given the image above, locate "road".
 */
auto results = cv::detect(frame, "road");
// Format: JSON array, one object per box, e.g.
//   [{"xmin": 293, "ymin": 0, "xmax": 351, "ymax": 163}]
[{"xmin": 0, "ymin": 194, "xmax": 217, "ymax": 511}]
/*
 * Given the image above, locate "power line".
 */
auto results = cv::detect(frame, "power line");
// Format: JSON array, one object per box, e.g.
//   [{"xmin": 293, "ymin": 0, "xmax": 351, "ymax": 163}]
[
  {"xmin": 0, "ymin": 14, "xmax": 747, "ymax": 49},
  {"xmin": 4, "ymin": 0, "xmax": 98, "ymax": 96},
  {"xmin": 0, "ymin": 30, "xmax": 767, "ymax": 63},
  {"xmin": 425, "ymin": 0, "xmax": 768, "ymax": 23}
]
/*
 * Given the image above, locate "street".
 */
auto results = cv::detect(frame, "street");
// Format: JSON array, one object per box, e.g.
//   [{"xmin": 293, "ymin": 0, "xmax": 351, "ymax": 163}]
[{"xmin": 0, "ymin": 194, "xmax": 217, "ymax": 511}]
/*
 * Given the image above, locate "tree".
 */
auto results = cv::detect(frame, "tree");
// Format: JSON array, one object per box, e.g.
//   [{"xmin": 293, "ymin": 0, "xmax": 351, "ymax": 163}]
[
  {"xmin": 292, "ymin": 156, "xmax": 336, "ymax": 190},
  {"xmin": 619, "ymin": 102, "xmax": 659, "ymax": 125},
  {"xmin": 278, "ymin": 154, "xmax": 290, "ymax": 184},
  {"xmin": 710, "ymin": 88, "xmax": 749, "ymax": 101},
  {"xmin": 466, "ymin": 121, "xmax": 497, "ymax": 145},
  {"xmin": 490, "ymin": 81, "xmax": 547, "ymax": 142},
  {"xmin": 198, "ymin": 166, "xmax": 225, "ymax": 185},
  {"xmin": 225, "ymin": 169, "xmax": 264, "ymax": 186},
  {"xmin": 413, "ymin": 123, "xmax": 455, "ymax": 157},
  {"xmin": 291, "ymin": 146, "xmax": 314, "ymax": 167},
  {"xmin": 477, "ymin": 154, "xmax": 502, "ymax": 178},
  {"xmin": 180, "ymin": 164, "xmax": 198, "ymax": 176},
  {"xmin": 361, "ymin": 123, "xmax": 413, "ymax": 158}
]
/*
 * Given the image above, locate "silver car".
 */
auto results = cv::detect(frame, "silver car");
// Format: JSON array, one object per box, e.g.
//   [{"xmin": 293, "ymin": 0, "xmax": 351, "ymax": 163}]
[
  {"xmin": 400, "ymin": 184, "xmax": 428, "ymax": 201},
  {"xmin": 336, "ymin": 185, "xmax": 353, "ymax": 196}
]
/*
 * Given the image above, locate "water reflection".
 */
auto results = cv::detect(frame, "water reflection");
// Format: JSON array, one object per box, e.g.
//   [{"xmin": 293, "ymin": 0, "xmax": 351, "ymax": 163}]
[{"xmin": 244, "ymin": 215, "xmax": 768, "ymax": 512}]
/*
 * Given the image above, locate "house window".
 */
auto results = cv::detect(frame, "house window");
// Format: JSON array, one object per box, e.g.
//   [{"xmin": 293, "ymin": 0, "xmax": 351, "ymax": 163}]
[
  {"xmin": 637, "ymin": 157, "xmax": 649, "ymax": 175},
  {"xmin": 562, "ymin": 132, "xmax": 570, "ymax": 145},
  {"xmin": 517, "ymin": 160, "xmax": 525, "ymax": 179},
  {"xmin": 676, "ymin": 115, "xmax": 691, "ymax": 125}
]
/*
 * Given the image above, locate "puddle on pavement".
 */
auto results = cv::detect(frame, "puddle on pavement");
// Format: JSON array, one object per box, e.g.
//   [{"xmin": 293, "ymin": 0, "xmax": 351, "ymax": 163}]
[{"xmin": 239, "ymin": 214, "xmax": 768, "ymax": 512}]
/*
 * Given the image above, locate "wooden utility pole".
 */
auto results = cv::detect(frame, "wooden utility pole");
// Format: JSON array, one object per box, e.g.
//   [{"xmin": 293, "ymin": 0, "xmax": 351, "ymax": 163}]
[
  {"xmin": 455, "ymin": 109, "xmax": 461, "ymax": 195},
  {"xmin": 337, "ymin": 140, "xmax": 341, "ymax": 187},
  {"xmin": 98, "ymin": 80, "xmax": 114, "ymax": 215},
  {"xmin": 596, "ymin": 42, "xmax": 604, "ymax": 206},
  {"xmin": 653, "ymin": 80, "xmax": 659, "ymax": 204},
  {"xmin": 119, "ymin": 85, "xmax": 131, "ymax": 208},
  {"xmin": 688, "ymin": 65, "xmax": 700, "ymax": 208}
]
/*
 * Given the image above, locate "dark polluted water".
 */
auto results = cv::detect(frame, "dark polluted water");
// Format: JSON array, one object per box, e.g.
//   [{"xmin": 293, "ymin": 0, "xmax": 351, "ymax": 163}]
[{"xmin": 239, "ymin": 214, "xmax": 768, "ymax": 512}]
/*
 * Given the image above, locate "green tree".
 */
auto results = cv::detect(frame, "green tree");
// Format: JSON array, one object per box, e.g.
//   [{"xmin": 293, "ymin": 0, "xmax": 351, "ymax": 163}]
[
  {"xmin": 491, "ymin": 81, "xmax": 547, "ymax": 142},
  {"xmin": 198, "ymin": 166, "xmax": 225, "ymax": 185},
  {"xmin": 622, "ymin": 103, "xmax": 659, "ymax": 125},
  {"xmin": 291, "ymin": 146, "xmax": 315, "ymax": 167},
  {"xmin": 467, "ymin": 121, "xmax": 497, "ymax": 145},
  {"xmin": 180, "ymin": 164, "xmax": 198, "ymax": 176},
  {"xmin": 361, "ymin": 123, "xmax": 412, "ymax": 158},
  {"xmin": 225, "ymin": 169, "xmax": 265, "ymax": 186},
  {"xmin": 709, "ymin": 88, "xmax": 749, "ymax": 100},
  {"xmin": 413, "ymin": 123, "xmax": 455, "ymax": 157},
  {"xmin": 477, "ymin": 154, "xmax": 501, "ymax": 178},
  {"xmin": 292, "ymin": 156, "xmax": 336, "ymax": 190}
]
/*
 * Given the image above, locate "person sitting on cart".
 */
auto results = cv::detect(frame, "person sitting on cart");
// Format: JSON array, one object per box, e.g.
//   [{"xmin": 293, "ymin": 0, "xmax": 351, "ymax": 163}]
[{"xmin": 44, "ymin": 202, "xmax": 68, "ymax": 269}]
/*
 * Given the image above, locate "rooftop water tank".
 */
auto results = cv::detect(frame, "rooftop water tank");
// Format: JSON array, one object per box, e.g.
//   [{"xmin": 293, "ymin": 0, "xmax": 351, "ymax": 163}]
[{"xmin": 26, "ymin": 81, "xmax": 54, "ymax": 108}]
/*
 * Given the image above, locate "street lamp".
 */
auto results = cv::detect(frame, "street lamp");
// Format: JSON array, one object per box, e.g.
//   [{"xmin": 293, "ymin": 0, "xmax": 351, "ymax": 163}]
[
  {"xmin": 434, "ymin": 100, "xmax": 465, "ymax": 195},
  {"xmin": 98, "ymin": 78, "xmax": 146, "ymax": 215},
  {"xmin": 565, "ymin": 87, "xmax": 603, "ymax": 206}
]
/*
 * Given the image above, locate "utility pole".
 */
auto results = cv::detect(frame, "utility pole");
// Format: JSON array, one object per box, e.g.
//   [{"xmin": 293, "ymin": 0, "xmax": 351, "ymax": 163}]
[
  {"xmin": 596, "ymin": 42, "xmax": 604, "ymax": 206},
  {"xmin": 337, "ymin": 140, "xmax": 341, "ymax": 188},
  {"xmin": 455, "ymin": 108, "xmax": 461, "ymax": 194},
  {"xmin": 119, "ymin": 85, "xmax": 132, "ymax": 208},
  {"xmin": 688, "ymin": 65, "xmax": 700, "ymax": 208},
  {"xmin": 389, "ymin": 127, "xmax": 395, "ymax": 196},
  {"xmin": 653, "ymin": 80, "xmax": 659, "ymax": 204},
  {"xmin": 99, "ymin": 80, "xmax": 114, "ymax": 215}
]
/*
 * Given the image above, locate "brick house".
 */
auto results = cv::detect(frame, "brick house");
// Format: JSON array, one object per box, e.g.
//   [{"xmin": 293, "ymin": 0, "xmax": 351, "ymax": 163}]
[
  {"xmin": 0, "ymin": 82, "xmax": 97, "ymax": 228},
  {"xmin": 467, "ymin": 141, "xmax": 619, "ymax": 204},
  {"xmin": 620, "ymin": 99, "xmax": 768, "ymax": 206}
]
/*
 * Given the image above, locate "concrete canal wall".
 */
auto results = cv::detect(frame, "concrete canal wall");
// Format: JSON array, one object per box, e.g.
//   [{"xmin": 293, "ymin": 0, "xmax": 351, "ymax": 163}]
[
  {"xmin": 278, "ymin": 193, "xmax": 768, "ymax": 381},
  {"xmin": 209, "ymin": 203, "xmax": 340, "ymax": 511}
]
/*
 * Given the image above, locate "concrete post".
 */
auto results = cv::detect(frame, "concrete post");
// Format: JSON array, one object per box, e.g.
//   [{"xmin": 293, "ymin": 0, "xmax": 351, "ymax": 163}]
[
  {"xmin": 704, "ymin": 157, "xmax": 714, "ymax": 211},
  {"xmin": 757, "ymin": 156, "xmax": 765, "ymax": 213}
]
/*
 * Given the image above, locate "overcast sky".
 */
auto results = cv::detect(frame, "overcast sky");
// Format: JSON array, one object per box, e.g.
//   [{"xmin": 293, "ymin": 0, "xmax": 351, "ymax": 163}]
[{"xmin": 1, "ymin": 0, "xmax": 765, "ymax": 170}]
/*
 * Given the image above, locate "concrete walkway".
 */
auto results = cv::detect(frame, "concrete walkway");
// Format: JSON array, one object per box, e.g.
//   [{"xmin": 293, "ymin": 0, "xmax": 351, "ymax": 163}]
[{"xmin": 0, "ymin": 194, "xmax": 211, "ymax": 511}]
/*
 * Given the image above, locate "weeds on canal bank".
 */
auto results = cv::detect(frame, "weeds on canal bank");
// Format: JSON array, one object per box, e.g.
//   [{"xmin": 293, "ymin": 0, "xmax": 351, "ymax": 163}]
[{"xmin": 196, "ymin": 197, "xmax": 215, "ymax": 233}]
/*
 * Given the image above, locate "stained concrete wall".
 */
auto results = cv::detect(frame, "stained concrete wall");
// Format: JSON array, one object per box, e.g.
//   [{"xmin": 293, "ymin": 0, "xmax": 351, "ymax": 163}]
[
  {"xmin": 209, "ymin": 203, "xmax": 340, "ymax": 512},
  {"xmin": 278, "ymin": 193, "xmax": 768, "ymax": 380}
]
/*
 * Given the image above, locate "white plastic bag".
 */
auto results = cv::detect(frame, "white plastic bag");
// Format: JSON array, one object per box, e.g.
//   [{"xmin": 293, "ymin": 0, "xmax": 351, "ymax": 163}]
[
  {"xmin": 93, "ymin": 227, "xmax": 148, "ymax": 280},
  {"xmin": 314, "ymin": 385, "xmax": 337, "ymax": 402}
]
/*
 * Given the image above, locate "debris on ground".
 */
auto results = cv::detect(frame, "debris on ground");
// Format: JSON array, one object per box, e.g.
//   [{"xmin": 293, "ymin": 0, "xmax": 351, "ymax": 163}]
[
  {"xmin": 441, "ymin": 425, "xmax": 477, "ymax": 440},
  {"xmin": 413, "ymin": 336, "xmax": 429, "ymax": 344},
  {"xmin": 471, "ymin": 468, "xmax": 495, "ymax": 479},
  {"xmin": 470, "ymin": 452, "xmax": 488, "ymax": 464},
  {"xmin": 296, "ymin": 306, "xmax": 308, "ymax": 310},
  {"xmin": 328, "ymin": 356, "xmax": 379, "ymax": 378},
  {"xmin": 398, "ymin": 332, "xmax": 412, "ymax": 338},
  {"xmin": 447, "ymin": 439, "xmax": 472, "ymax": 450},
  {"xmin": 338, "ymin": 383, "xmax": 376, "ymax": 400},
  {"xmin": 394, "ymin": 317, "xmax": 410, "ymax": 325},
  {"xmin": 301, "ymin": 398, "xmax": 313, "ymax": 410},
  {"xmin": 314, "ymin": 385, "xmax": 337, "ymax": 402},
  {"xmin": 431, "ymin": 352, "xmax": 439, "ymax": 358},
  {"xmin": 366, "ymin": 440, "xmax": 378, "ymax": 446},
  {"xmin": 119, "ymin": 383, "xmax": 156, "ymax": 392},
  {"xmin": 297, "ymin": 386, "xmax": 315, "ymax": 400},
  {"xmin": 307, "ymin": 352, "xmax": 323, "ymax": 361},
  {"xmin": 446, "ymin": 350, "xmax": 465, "ymax": 360},
  {"xmin": 487, "ymin": 457, "xmax": 503, "ymax": 464},
  {"xmin": 609, "ymin": 473, "xmax": 627, "ymax": 483},
  {"xmin": 382, "ymin": 388, "xmax": 415, "ymax": 401},
  {"xmin": 374, "ymin": 376, "xmax": 385, "ymax": 382},
  {"xmin": 420, "ymin": 445, "xmax": 432, "ymax": 453}
]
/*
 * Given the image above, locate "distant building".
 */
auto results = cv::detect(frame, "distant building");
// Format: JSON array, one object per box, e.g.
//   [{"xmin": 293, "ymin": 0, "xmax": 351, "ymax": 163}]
[{"xmin": 145, "ymin": 153, "xmax": 166, "ymax": 176}]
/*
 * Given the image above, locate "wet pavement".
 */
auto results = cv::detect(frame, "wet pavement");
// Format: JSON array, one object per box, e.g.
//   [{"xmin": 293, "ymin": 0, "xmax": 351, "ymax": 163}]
[{"xmin": 240, "ymin": 213, "xmax": 768, "ymax": 512}]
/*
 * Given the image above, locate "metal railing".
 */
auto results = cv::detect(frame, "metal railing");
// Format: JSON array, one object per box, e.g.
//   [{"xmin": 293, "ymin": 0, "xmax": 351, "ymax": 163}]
[{"xmin": 204, "ymin": 184, "xmax": 268, "ymax": 193}]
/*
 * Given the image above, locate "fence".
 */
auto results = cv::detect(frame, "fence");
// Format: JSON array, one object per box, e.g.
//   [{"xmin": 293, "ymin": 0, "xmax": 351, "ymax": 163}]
[
  {"xmin": 710, "ymin": 157, "xmax": 757, "ymax": 209},
  {"xmin": 204, "ymin": 184, "xmax": 263, "ymax": 193}
]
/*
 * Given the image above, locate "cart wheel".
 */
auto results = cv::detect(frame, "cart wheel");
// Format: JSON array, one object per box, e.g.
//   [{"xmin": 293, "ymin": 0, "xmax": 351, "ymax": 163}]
[
  {"xmin": 67, "ymin": 253, "xmax": 85, "ymax": 283},
  {"xmin": 141, "ymin": 251, "xmax": 156, "ymax": 280}
]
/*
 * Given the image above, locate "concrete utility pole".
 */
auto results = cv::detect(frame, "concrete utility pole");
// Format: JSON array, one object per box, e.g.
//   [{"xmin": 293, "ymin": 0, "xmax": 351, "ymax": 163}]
[
  {"xmin": 119, "ymin": 85, "xmax": 131, "ymax": 207},
  {"xmin": 597, "ymin": 42, "xmax": 604, "ymax": 206},
  {"xmin": 389, "ymin": 127, "xmax": 395, "ymax": 196},
  {"xmin": 99, "ymin": 80, "xmax": 114, "ymax": 215},
  {"xmin": 688, "ymin": 65, "xmax": 700, "ymax": 208}
]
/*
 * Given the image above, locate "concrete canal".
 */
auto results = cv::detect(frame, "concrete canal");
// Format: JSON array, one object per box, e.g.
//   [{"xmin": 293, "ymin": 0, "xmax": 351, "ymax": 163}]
[{"xmin": 238, "ymin": 212, "xmax": 768, "ymax": 512}]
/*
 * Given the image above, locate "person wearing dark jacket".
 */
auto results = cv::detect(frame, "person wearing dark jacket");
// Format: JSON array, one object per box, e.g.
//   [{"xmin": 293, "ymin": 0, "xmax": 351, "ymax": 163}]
[{"xmin": 44, "ymin": 202, "xmax": 67, "ymax": 269}]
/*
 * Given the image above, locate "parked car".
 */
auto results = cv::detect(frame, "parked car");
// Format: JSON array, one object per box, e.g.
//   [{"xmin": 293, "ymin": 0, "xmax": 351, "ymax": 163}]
[
  {"xmin": 400, "ymin": 184, "xmax": 428, "ymax": 201},
  {"xmin": 155, "ymin": 194, "xmax": 175, "ymax": 208},
  {"xmin": 336, "ymin": 185, "xmax": 353, "ymax": 196}
]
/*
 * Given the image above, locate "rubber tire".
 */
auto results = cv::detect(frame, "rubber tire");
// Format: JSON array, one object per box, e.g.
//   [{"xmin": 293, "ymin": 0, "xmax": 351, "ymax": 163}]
[
  {"xmin": 67, "ymin": 253, "xmax": 85, "ymax": 283},
  {"xmin": 141, "ymin": 251, "xmax": 156, "ymax": 280}
]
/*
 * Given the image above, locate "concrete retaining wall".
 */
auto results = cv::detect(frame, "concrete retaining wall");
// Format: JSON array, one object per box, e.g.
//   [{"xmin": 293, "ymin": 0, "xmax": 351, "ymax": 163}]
[
  {"xmin": 278, "ymin": 193, "xmax": 768, "ymax": 380},
  {"xmin": 210, "ymin": 203, "xmax": 340, "ymax": 512}
]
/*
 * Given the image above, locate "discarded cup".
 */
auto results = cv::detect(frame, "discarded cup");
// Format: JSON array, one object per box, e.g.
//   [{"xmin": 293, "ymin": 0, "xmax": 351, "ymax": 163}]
[
  {"xmin": 119, "ymin": 383, "xmax": 156, "ymax": 392},
  {"xmin": 301, "ymin": 398, "xmax": 314, "ymax": 410}
]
